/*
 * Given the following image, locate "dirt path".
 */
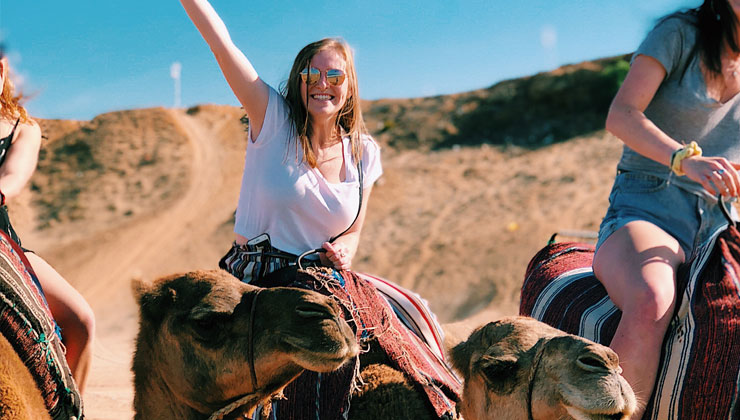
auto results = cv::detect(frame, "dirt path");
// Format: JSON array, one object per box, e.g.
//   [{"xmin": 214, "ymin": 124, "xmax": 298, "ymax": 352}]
[
  {"xmin": 400, "ymin": 182, "xmax": 462, "ymax": 291},
  {"xmin": 35, "ymin": 109, "xmax": 239, "ymax": 419}
]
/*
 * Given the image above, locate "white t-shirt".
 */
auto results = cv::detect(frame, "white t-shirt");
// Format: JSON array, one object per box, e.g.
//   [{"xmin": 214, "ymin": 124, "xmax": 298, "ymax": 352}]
[{"xmin": 234, "ymin": 86, "xmax": 383, "ymax": 255}]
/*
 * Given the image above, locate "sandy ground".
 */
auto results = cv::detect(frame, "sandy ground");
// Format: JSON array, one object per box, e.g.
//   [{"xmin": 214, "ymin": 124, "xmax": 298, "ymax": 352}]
[{"xmin": 12, "ymin": 106, "xmax": 624, "ymax": 419}]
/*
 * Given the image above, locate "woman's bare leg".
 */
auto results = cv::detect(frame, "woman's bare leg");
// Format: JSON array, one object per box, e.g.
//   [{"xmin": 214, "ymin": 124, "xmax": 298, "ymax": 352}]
[
  {"xmin": 25, "ymin": 252, "xmax": 95, "ymax": 395},
  {"xmin": 593, "ymin": 220, "xmax": 684, "ymax": 419}
]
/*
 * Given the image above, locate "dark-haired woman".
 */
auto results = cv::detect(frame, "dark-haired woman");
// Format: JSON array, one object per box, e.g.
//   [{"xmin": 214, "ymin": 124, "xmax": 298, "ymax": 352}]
[
  {"xmin": 595, "ymin": 1, "xmax": 740, "ymax": 417},
  {"xmin": 179, "ymin": 0, "xmax": 382, "ymax": 282},
  {"xmin": 0, "ymin": 51, "xmax": 94, "ymax": 394}
]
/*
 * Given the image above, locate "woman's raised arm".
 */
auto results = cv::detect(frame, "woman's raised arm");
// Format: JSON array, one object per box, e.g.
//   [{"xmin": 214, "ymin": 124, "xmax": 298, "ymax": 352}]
[{"xmin": 179, "ymin": 0, "xmax": 269, "ymax": 139}]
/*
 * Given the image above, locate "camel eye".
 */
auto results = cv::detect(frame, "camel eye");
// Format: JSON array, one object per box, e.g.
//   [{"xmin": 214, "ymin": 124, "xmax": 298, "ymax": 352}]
[
  {"xmin": 481, "ymin": 359, "xmax": 518, "ymax": 382},
  {"xmin": 477, "ymin": 355, "xmax": 519, "ymax": 394},
  {"xmin": 190, "ymin": 314, "xmax": 227, "ymax": 340}
]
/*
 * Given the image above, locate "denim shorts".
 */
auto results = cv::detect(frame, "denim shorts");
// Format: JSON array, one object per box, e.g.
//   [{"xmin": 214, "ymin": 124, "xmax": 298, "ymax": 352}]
[{"xmin": 595, "ymin": 171, "xmax": 733, "ymax": 257}]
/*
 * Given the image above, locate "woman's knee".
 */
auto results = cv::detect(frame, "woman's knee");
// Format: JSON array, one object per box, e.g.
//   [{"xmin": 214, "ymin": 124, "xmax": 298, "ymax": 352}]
[
  {"xmin": 76, "ymin": 302, "xmax": 96, "ymax": 343},
  {"xmin": 56, "ymin": 299, "xmax": 95, "ymax": 345},
  {"xmin": 622, "ymin": 282, "xmax": 676, "ymax": 326}
]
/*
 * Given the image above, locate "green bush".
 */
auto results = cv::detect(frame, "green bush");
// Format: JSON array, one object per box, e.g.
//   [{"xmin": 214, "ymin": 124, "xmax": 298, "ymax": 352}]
[{"xmin": 601, "ymin": 59, "xmax": 630, "ymax": 90}]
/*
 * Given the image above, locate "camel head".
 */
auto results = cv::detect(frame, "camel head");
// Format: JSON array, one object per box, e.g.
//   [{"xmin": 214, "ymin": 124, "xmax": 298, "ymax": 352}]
[
  {"xmin": 450, "ymin": 316, "xmax": 636, "ymax": 420},
  {"xmin": 131, "ymin": 269, "xmax": 358, "ymax": 419}
]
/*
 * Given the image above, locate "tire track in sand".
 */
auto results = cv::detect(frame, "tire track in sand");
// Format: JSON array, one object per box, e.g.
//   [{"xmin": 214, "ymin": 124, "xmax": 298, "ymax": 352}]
[
  {"xmin": 71, "ymin": 109, "xmax": 233, "ymax": 420},
  {"xmin": 400, "ymin": 190, "xmax": 459, "ymax": 290}
]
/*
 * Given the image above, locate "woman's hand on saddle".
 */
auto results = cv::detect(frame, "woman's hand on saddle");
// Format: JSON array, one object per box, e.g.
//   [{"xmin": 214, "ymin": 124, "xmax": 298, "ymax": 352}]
[
  {"xmin": 681, "ymin": 156, "xmax": 740, "ymax": 198},
  {"xmin": 321, "ymin": 241, "xmax": 352, "ymax": 270}
]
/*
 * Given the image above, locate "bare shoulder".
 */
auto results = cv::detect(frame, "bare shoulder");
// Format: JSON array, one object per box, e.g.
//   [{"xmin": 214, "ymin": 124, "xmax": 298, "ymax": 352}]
[
  {"xmin": 8, "ymin": 119, "xmax": 42, "ymax": 154},
  {"xmin": 13, "ymin": 119, "xmax": 41, "ymax": 143}
]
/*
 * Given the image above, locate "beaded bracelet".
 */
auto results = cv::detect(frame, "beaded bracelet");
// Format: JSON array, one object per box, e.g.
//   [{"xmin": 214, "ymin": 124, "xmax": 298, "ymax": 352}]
[{"xmin": 670, "ymin": 141, "xmax": 702, "ymax": 176}]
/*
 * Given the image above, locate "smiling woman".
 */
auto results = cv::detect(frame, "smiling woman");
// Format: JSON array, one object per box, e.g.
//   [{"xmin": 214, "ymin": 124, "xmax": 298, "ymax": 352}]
[{"xmin": 179, "ymin": 0, "xmax": 382, "ymax": 281}]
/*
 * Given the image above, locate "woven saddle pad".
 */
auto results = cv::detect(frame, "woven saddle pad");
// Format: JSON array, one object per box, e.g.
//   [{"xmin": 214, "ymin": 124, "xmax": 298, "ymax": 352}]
[{"xmin": 0, "ymin": 230, "xmax": 83, "ymax": 419}]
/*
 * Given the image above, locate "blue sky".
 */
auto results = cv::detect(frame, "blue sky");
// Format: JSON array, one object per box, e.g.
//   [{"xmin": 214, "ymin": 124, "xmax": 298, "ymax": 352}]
[{"xmin": 1, "ymin": 0, "xmax": 697, "ymax": 121}]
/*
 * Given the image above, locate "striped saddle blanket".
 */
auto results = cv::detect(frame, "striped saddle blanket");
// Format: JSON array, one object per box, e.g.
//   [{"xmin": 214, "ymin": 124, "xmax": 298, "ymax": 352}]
[
  {"xmin": 520, "ymin": 225, "xmax": 740, "ymax": 420},
  {"xmin": 0, "ymin": 230, "xmax": 83, "ymax": 419}
]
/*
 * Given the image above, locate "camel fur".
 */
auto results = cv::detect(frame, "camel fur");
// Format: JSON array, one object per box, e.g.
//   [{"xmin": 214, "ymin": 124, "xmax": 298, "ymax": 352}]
[
  {"xmin": 131, "ymin": 269, "xmax": 359, "ymax": 420},
  {"xmin": 0, "ymin": 333, "xmax": 52, "ymax": 420},
  {"xmin": 347, "ymin": 341, "xmax": 437, "ymax": 420}
]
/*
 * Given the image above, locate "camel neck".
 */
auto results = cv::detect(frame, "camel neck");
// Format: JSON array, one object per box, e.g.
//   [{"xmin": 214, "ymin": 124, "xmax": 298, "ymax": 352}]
[
  {"xmin": 133, "ymin": 364, "xmax": 206, "ymax": 419},
  {"xmin": 133, "ymin": 337, "xmax": 215, "ymax": 420},
  {"xmin": 133, "ymin": 336, "xmax": 300, "ymax": 420}
]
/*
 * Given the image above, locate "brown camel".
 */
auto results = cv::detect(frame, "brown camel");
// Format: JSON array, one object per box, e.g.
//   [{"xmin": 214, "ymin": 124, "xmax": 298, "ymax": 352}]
[
  {"xmin": 0, "ymin": 333, "xmax": 52, "ymax": 420},
  {"xmin": 131, "ymin": 269, "xmax": 359, "ymax": 420},
  {"xmin": 450, "ymin": 316, "xmax": 637, "ymax": 420}
]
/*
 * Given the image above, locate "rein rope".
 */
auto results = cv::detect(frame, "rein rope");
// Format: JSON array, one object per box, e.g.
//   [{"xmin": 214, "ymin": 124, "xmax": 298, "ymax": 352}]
[
  {"xmin": 526, "ymin": 339, "xmax": 547, "ymax": 420},
  {"xmin": 248, "ymin": 288, "xmax": 261, "ymax": 390},
  {"xmin": 719, "ymin": 194, "xmax": 736, "ymax": 228},
  {"xmin": 207, "ymin": 288, "xmax": 263, "ymax": 420}
]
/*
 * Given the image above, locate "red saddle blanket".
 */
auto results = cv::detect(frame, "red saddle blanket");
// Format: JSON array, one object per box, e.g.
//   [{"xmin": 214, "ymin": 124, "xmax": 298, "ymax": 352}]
[
  {"xmin": 520, "ymin": 226, "xmax": 740, "ymax": 420},
  {"xmin": 255, "ymin": 267, "xmax": 461, "ymax": 420},
  {"xmin": 0, "ymin": 230, "xmax": 83, "ymax": 419}
]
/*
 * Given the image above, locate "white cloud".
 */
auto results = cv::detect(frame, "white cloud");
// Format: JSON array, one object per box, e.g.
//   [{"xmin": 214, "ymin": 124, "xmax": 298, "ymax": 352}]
[
  {"xmin": 540, "ymin": 25, "xmax": 558, "ymax": 50},
  {"xmin": 540, "ymin": 24, "xmax": 559, "ymax": 70},
  {"xmin": 5, "ymin": 51, "xmax": 28, "ymax": 91}
]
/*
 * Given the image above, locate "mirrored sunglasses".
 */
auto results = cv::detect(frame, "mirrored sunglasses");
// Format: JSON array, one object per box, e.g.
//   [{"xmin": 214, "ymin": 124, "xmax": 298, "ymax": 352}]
[{"xmin": 299, "ymin": 67, "xmax": 346, "ymax": 86}]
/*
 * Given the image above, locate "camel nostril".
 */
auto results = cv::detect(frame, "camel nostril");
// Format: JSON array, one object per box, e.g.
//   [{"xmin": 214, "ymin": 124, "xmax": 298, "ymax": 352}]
[
  {"xmin": 295, "ymin": 304, "xmax": 333, "ymax": 319},
  {"xmin": 576, "ymin": 355, "xmax": 609, "ymax": 373}
]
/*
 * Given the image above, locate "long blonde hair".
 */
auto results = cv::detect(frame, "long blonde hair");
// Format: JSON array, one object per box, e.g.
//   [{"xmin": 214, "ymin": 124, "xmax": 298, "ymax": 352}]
[
  {"xmin": 0, "ymin": 57, "xmax": 30, "ymax": 123},
  {"xmin": 281, "ymin": 38, "xmax": 367, "ymax": 168}
]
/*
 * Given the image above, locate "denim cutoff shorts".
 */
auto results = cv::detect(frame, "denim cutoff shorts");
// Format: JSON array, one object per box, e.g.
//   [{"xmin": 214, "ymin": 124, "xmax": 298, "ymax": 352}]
[{"xmin": 595, "ymin": 171, "xmax": 734, "ymax": 257}]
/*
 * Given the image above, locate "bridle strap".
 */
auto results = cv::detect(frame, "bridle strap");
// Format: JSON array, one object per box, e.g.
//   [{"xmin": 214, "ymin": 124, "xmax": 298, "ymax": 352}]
[
  {"xmin": 719, "ymin": 194, "xmax": 736, "ymax": 227},
  {"xmin": 207, "ymin": 288, "xmax": 263, "ymax": 420},
  {"xmin": 526, "ymin": 340, "xmax": 547, "ymax": 420},
  {"xmin": 247, "ymin": 288, "xmax": 262, "ymax": 390}
]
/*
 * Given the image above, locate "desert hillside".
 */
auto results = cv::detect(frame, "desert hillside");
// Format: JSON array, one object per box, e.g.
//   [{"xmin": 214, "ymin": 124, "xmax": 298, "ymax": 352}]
[{"xmin": 11, "ymin": 55, "xmax": 627, "ymax": 419}]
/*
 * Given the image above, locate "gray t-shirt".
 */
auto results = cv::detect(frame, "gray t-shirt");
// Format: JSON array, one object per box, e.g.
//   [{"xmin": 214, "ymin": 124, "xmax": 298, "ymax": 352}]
[{"xmin": 617, "ymin": 13, "xmax": 740, "ymax": 200}]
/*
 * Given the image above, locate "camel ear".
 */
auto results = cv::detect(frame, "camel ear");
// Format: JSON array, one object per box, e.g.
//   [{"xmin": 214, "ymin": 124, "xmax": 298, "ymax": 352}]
[
  {"xmin": 131, "ymin": 277, "xmax": 151, "ymax": 301},
  {"xmin": 450, "ymin": 321, "xmax": 497, "ymax": 375},
  {"xmin": 134, "ymin": 278, "xmax": 178, "ymax": 325},
  {"xmin": 449, "ymin": 340, "xmax": 473, "ymax": 375},
  {"xmin": 476, "ymin": 354, "xmax": 519, "ymax": 395}
]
